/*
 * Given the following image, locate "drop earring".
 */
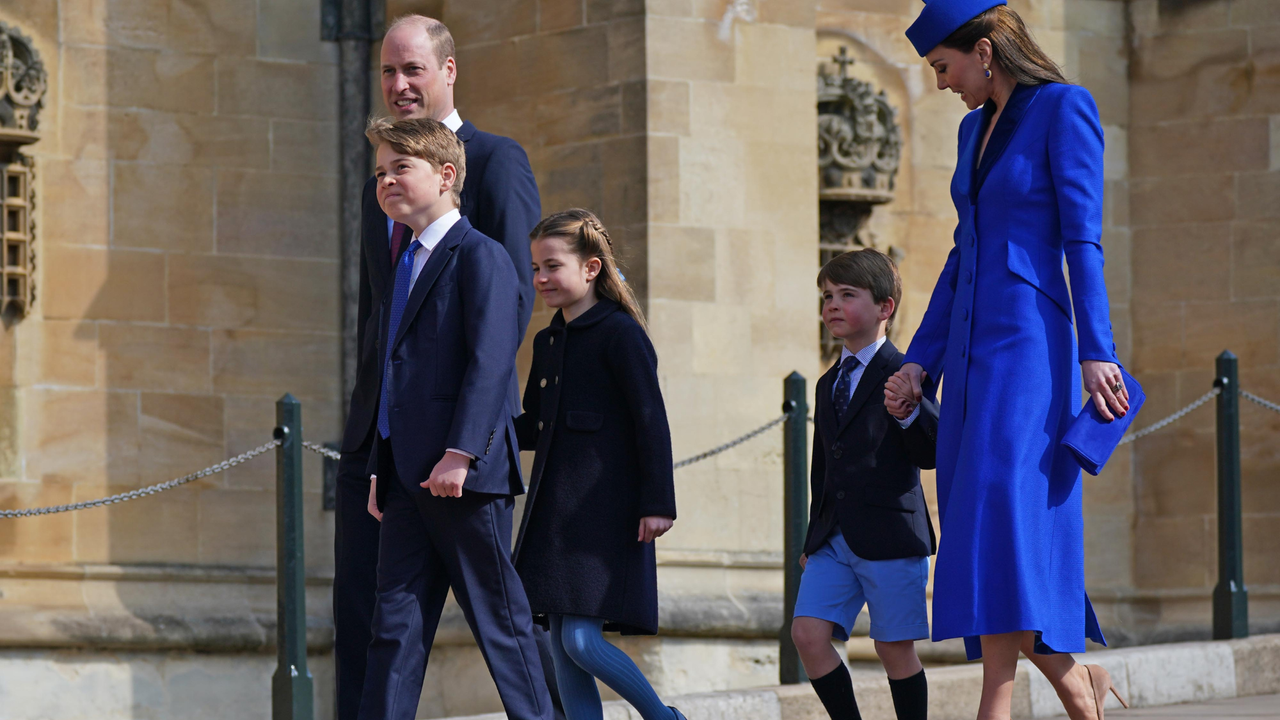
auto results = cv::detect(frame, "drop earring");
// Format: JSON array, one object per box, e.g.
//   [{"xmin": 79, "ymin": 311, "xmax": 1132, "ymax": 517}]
[{"xmin": 983, "ymin": 62, "xmax": 991, "ymax": 79}]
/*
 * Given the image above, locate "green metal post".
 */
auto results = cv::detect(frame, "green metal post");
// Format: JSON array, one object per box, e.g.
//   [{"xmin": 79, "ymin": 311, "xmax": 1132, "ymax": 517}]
[
  {"xmin": 781, "ymin": 372, "xmax": 809, "ymax": 685},
  {"xmin": 273, "ymin": 394, "xmax": 314, "ymax": 720},
  {"xmin": 1212, "ymin": 352, "xmax": 1248, "ymax": 639}
]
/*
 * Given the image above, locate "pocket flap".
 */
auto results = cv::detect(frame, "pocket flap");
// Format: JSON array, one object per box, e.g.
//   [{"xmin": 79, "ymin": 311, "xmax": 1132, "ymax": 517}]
[{"xmin": 564, "ymin": 411, "xmax": 603, "ymax": 432}]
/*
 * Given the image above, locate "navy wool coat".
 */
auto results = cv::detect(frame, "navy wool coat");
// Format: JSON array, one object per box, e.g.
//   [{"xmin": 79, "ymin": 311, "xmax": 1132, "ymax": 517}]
[{"xmin": 512, "ymin": 299, "xmax": 676, "ymax": 635}]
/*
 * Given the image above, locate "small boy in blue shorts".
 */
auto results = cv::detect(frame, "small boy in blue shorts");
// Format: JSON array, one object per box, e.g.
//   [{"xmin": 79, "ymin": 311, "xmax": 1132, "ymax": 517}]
[{"xmin": 792, "ymin": 249, "xmax": 939, "ymax": 720}]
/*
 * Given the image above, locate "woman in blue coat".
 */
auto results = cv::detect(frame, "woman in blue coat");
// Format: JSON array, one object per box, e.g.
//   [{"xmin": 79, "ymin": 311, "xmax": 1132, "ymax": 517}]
[{"xmin": 893, "ymin": 3, "xmax": 1132, "ymax": 719}]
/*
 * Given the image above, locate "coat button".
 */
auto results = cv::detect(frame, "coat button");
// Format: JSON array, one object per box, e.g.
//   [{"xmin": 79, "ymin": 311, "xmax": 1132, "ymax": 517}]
[
  {"xmin": 549, "ymin": 337, "xmax": 555, "ymax": 345},
  {"xmin": 836, "ymin": 491, "xmax": 845, "ymax": 500},
  {"xmin": 833, "ymin": 449, "xmax": 843, "ymax": 459},
  {"xmin": 965, "ymin": 270, "xmax": 973, "ymax": 284},
  {"xmin": 962, "ymin": 308, "xmax": 969, "ymax": 321},
  {"xmin": 538, "ymin": 421, "xmax": 544, "ymax": 430},
  {"xmin": 970, "ymin": 235, "xmax": 976, "ymax": 247},
  {"xmin": 540, "ymin": 378, "xmax": 547, "ymax": 388}
]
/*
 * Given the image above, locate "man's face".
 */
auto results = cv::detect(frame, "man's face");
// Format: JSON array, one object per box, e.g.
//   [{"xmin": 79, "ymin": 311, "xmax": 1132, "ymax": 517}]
[{"xmin": 381, "ymin": 25, "xmax": 456, "ymax": 121}]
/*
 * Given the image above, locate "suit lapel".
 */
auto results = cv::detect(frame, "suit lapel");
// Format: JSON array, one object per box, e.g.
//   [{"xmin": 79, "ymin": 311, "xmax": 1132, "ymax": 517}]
[
  {"xmin": 390, "ymin": 218, "xmax": 470, "ymax": 353},
  {"xmin": 457, "ymin": 121, "xmax": 477, "ymax": 219},
  {"xmin": 817, "ymin": 365, "xmax": 839, "ymax": 440},
  {"xmin": 834, "ymin": 340, "xmax": 896, "ymax": 439}
]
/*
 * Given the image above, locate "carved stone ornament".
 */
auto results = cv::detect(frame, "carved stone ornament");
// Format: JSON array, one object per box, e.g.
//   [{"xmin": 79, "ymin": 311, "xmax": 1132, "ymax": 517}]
[
  {"xmin": 817, "ymin": 46, "xmax": 901, "ymax": 204},
  {"xmin": 0, "ymin": 21, "xmax": 46, "ymax": 321}
]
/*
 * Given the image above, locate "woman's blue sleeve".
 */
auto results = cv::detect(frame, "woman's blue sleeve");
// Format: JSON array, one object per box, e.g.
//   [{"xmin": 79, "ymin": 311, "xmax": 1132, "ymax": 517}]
[
  {"xmin": 904, "ymin": 243, "xmax": 959, "ymax": 385},
  {"xmin": 1049, "ymin": 86, "xmax": 1118, "ymax": 364}
]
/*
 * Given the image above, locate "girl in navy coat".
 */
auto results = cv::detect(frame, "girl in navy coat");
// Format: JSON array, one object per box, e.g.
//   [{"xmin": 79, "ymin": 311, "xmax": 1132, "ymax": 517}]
[{"xmin": 513, "ymin": 209, "xmax": 684, "ymax": 720}]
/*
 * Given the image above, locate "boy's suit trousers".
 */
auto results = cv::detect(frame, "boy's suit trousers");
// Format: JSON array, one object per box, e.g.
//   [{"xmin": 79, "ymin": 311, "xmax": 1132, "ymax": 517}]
[{"xmin": 359, "ymin": 438, "xmax": 553, "ymax": 720}]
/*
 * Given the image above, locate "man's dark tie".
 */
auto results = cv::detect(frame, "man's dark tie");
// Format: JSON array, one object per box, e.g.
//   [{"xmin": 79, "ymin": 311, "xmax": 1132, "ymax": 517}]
[
  {"xmin": 389, "ymin": 222, "xmax": 411, "ymax": 266},
  {"xmin": 832, "ymin": 355, "xmax": 861, "ymax": 423},
  {"xmin": 378, "ymin": 239, "xmax": 422, "ymax": 439}
]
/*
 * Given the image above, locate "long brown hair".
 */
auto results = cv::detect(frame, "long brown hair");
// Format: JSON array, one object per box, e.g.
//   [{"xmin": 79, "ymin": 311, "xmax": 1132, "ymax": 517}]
[
  {"xmin": 941, "ymin": 5, "xmax": 1068, "ymax": 86},
  {"xmin": 529, "ymin": 209, "xmax": 647, "ymax": 331}
]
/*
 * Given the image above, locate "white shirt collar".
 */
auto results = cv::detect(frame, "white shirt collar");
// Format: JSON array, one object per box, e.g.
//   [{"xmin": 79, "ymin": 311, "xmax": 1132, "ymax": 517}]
[
  {"xmin": 840, "ymin": 335, "xmax": 887, "ymax": 368},
  {"xmin": 442, "ymin": 109, "xmax": 463, "ymax": 133},
  {"xmin": 415, "ymin": 209, "xmax": 462, "ymax": 252}
]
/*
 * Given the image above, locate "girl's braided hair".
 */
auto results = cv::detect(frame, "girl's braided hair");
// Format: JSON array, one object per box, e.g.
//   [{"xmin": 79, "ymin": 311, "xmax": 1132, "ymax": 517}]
[{"xmin": 529, "ymin": 208, "xmax": 646, "ymax": 331}]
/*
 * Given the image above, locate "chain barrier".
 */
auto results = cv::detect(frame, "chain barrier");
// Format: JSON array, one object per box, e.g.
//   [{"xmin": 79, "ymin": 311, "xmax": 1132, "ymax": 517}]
[
  {"xmin": 674, "ymin": 414, "xmax": 789, "ymax": 469},
  {"xmin": 303, "ymin": 441, "xmax": 342, "ymax": 461},
  {"xmin": 0, "ymin": 439, "xmax": 281, "ymax": 519},
  {"xmin": 5, "ymin": 388, "xmax": 1280, "ymax": 518},
  {"xmin": 1116, "ymin": 387, "xmax": 1221, "ymax": 446},
  {"xmin": 1242, "ymin": 390, "xmax": 1280, "ymax": 416}
]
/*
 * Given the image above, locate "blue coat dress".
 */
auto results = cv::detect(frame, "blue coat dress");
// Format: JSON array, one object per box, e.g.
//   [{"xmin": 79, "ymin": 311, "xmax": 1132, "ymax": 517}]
[{"xmin": 905, "ymin": 82, "xmax": 1118, "ymax": 660}]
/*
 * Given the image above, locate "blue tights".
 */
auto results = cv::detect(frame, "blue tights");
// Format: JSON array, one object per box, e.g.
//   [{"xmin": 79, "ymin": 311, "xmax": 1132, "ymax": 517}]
[{"xmin": 547, "ymin": 614, "xmax": 675, "ymax": 720}]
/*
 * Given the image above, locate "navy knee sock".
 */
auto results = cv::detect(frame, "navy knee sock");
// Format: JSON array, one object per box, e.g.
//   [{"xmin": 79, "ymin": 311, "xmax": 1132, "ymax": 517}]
[
  {"xmin": 810, "ymin": 663, "xmax": 861, "ymax": 720},
  {"xmin": 556, "ymin": 615, "xmax": 674, "ymax": 720},
  {"xmin": 888, "ymin": 669, "xmax": 927, "ymax": 720}
]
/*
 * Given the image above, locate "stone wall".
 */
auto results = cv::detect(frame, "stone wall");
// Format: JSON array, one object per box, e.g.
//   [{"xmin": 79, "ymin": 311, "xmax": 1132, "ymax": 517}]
[
  {"xmin": 0, "ymin": 0, "xmax": 341, "ymax": 656},
  {"xmin": 1126, "ymin": 0, "xmax": 1280, "ymax": 641}
]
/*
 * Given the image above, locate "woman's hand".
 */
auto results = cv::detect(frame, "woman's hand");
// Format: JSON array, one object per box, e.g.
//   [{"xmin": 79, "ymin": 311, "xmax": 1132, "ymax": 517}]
[
  {"xmin": 367, "ymin": 475, "xmax": 382, "ymax": 522},
  {"xmin": 1082, "ymin": 360, "xmax": 1129, "ymax": 421},
  {"xmin": 638, "ymin": 516, "xmax": 674, "ymax": 543},
  {"xmin": 886, "ymin": 363, "xmax": 927, "ymax": 406}
]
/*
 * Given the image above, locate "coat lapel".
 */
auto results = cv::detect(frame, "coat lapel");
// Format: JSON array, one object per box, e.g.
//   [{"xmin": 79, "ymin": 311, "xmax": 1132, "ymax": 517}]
[
  {"xmin": 389, "ymin": 217, "xmax": 470, "ymax": 353},
  {"xmin": 456, "ymin": 121, "xmax": 477, "ymax": 219},
  {"xmin": 834, "ymin": 340, "xmax": 896, "ymax": 439},
  {"xmin": 366, "ymin": 192, "xmax": 393, "ymax": 296},
  {"xmin": 955, "ymin": 115, "xmax": 981, "ymax": 204}
]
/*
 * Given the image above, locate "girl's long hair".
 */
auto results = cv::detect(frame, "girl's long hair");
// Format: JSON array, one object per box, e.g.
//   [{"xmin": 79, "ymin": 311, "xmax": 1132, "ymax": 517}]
[
  {"xmin": 530, "ymin": 209, "xmax": 647, "ymax": 331},
  {"xmin": 941, "ymin": 5, "xmax": 1068, "ymax": 86}
]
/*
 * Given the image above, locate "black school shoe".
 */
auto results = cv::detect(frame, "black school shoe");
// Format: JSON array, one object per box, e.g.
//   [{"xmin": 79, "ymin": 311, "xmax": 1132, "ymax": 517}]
[{"xmin": 669, "ymin": 708, "xmax": 687, "ymax": 720}]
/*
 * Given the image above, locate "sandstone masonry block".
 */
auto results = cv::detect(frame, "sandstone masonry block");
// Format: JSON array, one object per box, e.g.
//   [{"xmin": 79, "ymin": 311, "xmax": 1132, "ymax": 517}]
[
  {"xmin": 42, "ymin": 247, "xmax": 167, "ymax": 323},
  {"xmin": 444, "ymin": 0, "xmax": 536, "ymax": 44},
  {"xmin": 112, "ymin": 163, "xmax": 215, "ymax": 252},
  {"xmin": 1232, "ymin": 221, "xmax": 1280, "ymax": 299},
  {"xmin": 649, "ymin": 226, "xmax": 716, "ymax": 302},
  {"xmin": 211, "ymin": 329, "xmax": 339, "ymax": 400},
  {"xmin": 647, "ymin": 18, "xmax": 734, "ymax": 83},
  {"xmin": 99, "ymin": 325, "xmax": 212, "ymax": 394},
  {"xmin": 1130, "ymin": 174, "xmax": 1237, "ymax": 226},
  {"xmin": 215, "ymin": 57, "xmax": 337, "ymax": 120},
  {"xmin": 107, "ymin": 111, "xmax": 271, "ymax": 169},
  {"xmin": 1132, "ymin": 224, "xmax": 1231, "ymax": 303},
  {"xmin": 270, "ymin": 120, "xmax": 339, "ymax": 175},
  {"xmin": 39, "ymin": 160, "xmax": 110, "ymax": 247},
  {"xmin": 38, "ymin": 321, "xmax": 98, "ymax": 388},
  {"xmin": 1131, "ymin": 118, "xmax": 1270, "ymax": 177},
  {"xmin": 167, "ymin": 254, "xmax": 339, "ymax": 331},
  {"xmin": 214, "ymin": 170, "xmax": 339, "ymax": 259}
]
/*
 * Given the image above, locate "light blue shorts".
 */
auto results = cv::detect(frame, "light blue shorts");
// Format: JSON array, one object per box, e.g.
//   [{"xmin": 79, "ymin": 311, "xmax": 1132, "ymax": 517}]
[{"xmin": 794, "ymin": 530, "xmax": 930, "ymax": 642}]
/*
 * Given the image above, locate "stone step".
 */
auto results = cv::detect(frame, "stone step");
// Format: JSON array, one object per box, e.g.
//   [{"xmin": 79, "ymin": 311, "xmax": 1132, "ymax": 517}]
[{"xmin": 445, "ymin": 634, "xmax": 1280, "ymax": 720}]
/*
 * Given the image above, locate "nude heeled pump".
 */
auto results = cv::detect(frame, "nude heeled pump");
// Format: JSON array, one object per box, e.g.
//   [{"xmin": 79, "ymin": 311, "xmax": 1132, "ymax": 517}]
[{"xmin": 1084, "ymin": 664, "xmax": 1129, "ymax": 719}]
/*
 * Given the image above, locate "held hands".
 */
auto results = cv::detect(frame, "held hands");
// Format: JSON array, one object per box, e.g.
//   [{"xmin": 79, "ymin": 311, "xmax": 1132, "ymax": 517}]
[
  {"xmin": 799, "ymin": 553, "xmax": 807, "ymax": 570},
  {"xmin": 423, "ymin": 450, "xmax": 471, "ymax": 497},
  {"xmin": 884, "ymin": 362, "xmax": 927, "ymax": 421},
  {"xmin": 367, "ymin": 475, "xmax": 382, "ymax": 522},
  {"xmin": 637, "ymin": 516, "xmax": 674, "ymax": 543},
  {"xmin": 1082, "ymin": 360, "xmax": 1129, "ymax": 422}
]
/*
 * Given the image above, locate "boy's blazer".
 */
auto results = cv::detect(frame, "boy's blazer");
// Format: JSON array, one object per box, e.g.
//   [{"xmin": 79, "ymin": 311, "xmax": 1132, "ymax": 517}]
[
  {"xmin": 367, "ymin": 217, "xmax": 525, "ymax": 506},
  {"xmin": 339, "ymin": 121, "xmax": 540, "ymax": 455},
  {"xmin": 804, "ymin": 339, "xmax": 939, "ymax": 561}
]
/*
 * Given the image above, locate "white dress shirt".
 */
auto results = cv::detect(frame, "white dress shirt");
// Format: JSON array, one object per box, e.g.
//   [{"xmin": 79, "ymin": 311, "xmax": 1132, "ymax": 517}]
[
  {"xmin": 408, "ymin": 209, "xmax": 461, "ymax": 289},
  {"xmin": 834, "ymin": 337, "xmax": 919, "ymax": 428},
  {"xmin": 388, "ymin": 110, "xmax": 464, "ymax": 240}
]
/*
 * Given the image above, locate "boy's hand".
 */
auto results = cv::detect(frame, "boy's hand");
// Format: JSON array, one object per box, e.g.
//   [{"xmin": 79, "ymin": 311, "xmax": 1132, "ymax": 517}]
[
  {"xmin": 799, "ymin": 553, "xmax": 807, "ymax": 570},
  {"xmin": 368, "ymin": 475, "xmax": 382, "ymax": 522},
  {"xmin": 889, "ymin": 363, "xmax": 926, "ymax": 405},
  {"xmin": 423, "ymin": 451, "xmax": 470, "ymax": 497},
  {"xmin": 638, "ymin": 516, "xmax": 674, "ymax": 543},
  {"xmin": 885, "ymin": 395, "xmax": 916, "ymax": 421}
]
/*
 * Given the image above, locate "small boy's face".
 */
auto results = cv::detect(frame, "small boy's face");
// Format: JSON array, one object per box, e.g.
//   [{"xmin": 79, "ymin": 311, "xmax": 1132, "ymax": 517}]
[
  {"xmin": 821, "ymin": 280, "xmax": 893, "ymax": 346},
  {"xmin": 374, "ymin": 144, "xmax": 455, "ymax": 224}
]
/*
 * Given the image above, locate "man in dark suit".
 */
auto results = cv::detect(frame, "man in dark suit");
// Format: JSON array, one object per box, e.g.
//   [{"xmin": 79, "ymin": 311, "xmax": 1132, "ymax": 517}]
[
  {"xmin": 791, "ymin": 249, "xmax": 938, "ymax": 720},
  {"xmin": 333, "ymin": 14, "xmax": 548, "ymax": 720},
  {"xmin": 359, "ymin": 117, "xmax": 551, "ymax": 720}
]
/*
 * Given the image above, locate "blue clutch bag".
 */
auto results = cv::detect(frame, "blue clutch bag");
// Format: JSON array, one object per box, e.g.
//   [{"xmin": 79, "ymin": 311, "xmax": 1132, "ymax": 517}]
[{"xmin": 1060, "ymin": 367, "xmax": 1145, "ymax": 476}]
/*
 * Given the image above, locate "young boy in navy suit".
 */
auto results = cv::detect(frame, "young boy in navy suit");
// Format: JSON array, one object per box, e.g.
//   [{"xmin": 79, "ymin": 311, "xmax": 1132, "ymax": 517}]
[
  {"xmin": 792, "ymin": 249, "xmax": 939, "ymax": 720},
  {"xmin": 360, "ymin": 116, "xmax": 552, "ymax": 720}
]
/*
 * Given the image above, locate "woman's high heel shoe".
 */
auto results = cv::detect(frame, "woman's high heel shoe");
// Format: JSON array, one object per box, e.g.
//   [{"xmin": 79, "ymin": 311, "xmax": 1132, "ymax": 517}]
[{"xmin": 1084, "ymin": 664, "xmax": 1129, "ymax": 720}]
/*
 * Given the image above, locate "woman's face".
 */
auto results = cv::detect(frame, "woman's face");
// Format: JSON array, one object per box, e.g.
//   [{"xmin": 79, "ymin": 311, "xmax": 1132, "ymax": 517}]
[{"xmin": 925, "ymin": 40, "xmax": 993, "ymax": 111}]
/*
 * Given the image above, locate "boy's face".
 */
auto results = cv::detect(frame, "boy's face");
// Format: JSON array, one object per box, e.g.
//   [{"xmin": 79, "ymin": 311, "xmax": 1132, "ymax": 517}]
[
  {"xmin": 374, "ymin": 144, "xmax": 454, "ymax": 225},
  {"xmin": 821, "ymin": 279, "xmax": 893, "ymax": 347}
]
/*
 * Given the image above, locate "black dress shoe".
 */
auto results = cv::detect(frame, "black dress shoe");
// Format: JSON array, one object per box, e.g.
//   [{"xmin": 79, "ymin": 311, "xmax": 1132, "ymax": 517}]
[{"xmin": 669, "ymin": 707, "xmax": 687, "ymax": 720}]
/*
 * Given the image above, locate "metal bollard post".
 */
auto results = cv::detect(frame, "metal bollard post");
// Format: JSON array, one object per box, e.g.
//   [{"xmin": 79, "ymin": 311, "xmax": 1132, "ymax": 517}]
[
  {"xmin": 1212, "ymin": 352, "xmax": 1248, "ymax": 640},
  {"xmin": 273, "ymin": 394, "xmax": 314, "ymax": 720},
  {"xmin": 780, "ymin": 372, "xmax": 809, "ymax": 685}
]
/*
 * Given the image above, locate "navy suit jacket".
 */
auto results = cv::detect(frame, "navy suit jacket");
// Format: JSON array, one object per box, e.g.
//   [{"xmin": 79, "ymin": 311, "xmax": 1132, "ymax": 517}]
[
  {"xmin": 804, "ymin": 339, "xmax": 940, "ymax": 561},
  {"xmin": 368, "ymin": 217, "xmax": 525, "ymax": 506},
  {"xmin": 340, "ymin": 120, "xmax": 540, "ymax": 454}
]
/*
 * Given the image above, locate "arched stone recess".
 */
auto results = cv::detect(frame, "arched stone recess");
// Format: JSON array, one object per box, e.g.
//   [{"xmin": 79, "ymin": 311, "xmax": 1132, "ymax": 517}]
[{"xmin": 814, "ymin": 31, "xmax": 913, "ymax": 354}]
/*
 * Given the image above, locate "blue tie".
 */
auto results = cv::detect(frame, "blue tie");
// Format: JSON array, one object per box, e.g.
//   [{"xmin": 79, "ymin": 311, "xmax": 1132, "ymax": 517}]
[
  {"xmin": 832, "ymin": 355, "xmax": 860, "ymax": 422},
  {"xmin": 378, "ymin": 239, "xmax": 422, "ymax": 439}
]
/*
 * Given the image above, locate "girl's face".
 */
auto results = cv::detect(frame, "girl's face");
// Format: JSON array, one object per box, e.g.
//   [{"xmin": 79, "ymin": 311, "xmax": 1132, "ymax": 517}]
[
  {"xmin": 531, "ymin": 235, "xmax": 601, "ymax": 310},
  {"xmin": 925, "ymin": 40, "xmax": 993, "ymax": 111}
]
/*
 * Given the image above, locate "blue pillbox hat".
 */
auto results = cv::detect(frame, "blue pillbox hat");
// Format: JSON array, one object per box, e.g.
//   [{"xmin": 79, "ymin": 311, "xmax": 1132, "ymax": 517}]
[{"xmin": 906, "ymin": 0, "xmax": 1008, "ymax": 57}]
